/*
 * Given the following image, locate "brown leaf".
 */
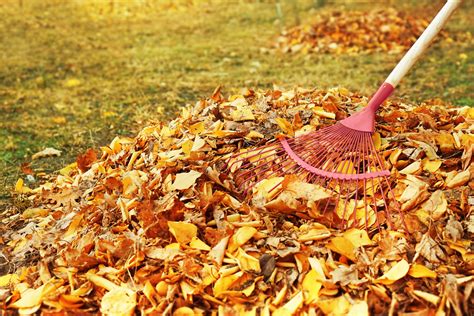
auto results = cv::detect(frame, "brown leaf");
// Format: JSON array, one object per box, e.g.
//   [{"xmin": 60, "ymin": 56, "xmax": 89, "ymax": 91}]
[{"xmin": 76, "ymin": 148, "xmax": 98, "ymax": 172}]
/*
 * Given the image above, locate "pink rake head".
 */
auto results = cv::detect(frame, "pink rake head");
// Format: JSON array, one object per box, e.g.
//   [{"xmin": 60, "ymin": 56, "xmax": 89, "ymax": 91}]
[
  {"xmin": 226, "ymin": 118, "xmax": 403, "ymax": 230},
  {"xmin": 224, "ymin": 83, "xmax": 407, "ymax": 230}
]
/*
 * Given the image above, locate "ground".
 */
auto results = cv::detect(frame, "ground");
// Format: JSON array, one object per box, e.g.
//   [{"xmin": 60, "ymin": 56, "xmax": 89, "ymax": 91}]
[{"xmin": 0, "ymin": 0, "xmax": 472, "ymax": 209}]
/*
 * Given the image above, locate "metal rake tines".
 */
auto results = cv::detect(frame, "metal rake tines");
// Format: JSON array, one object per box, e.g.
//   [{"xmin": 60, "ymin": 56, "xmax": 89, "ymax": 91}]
[{"xmin": 226, "ymin": 123, "xmax": 404, "ymax": 230}]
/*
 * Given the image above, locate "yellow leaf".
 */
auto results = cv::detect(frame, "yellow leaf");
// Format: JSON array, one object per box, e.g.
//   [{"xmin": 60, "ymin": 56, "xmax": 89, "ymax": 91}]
[
  {"xmin": 63, "ymin": 213, "xmax": 84, "ymax": 242},
  {"xmin": 413, "ymin": 290, "xmax": 440, "ymax": 305},
  {"xmin": 316, "ymin": 295, "xmax": 351, "ymax": 316},
  {"xmin": 235, "ymin": 248, "xmax": 260, "ymax": 272},
  {"xmin": 0, "ymin": 274, "xmax": 20, "ymax": 286},
  {"xmin": 327, "ymin": 236, "xmax": 356, "ymax": 262},
  {"xmin": 171, "ymin": 170, "xmax": 202, "ymax": 190},
  {"xmin": 227, "ymin": 227, "xmax": 257, "ymax": 253},
  {"xmin": 286, "ymin": 179, "xmax": 332, "ymax": 202},
  {"xmin": 231, "ymin": 106, "xmax": 255, "ymax": 121},
  {"xmin": 389, "ymin": 148, "xmax": 402, "ymax": 165},
  {"xmin": 436, "ymin": 132, "xmax": 455, "ymax": 154},
  {"xmin": 59, "ymin": 294, "xmax": 83, "ymax": 309},
  {"xmin": 302, "ymin": 270, "xmax": 322, "ymax": 304},
  {"xmin": 143, "ymin": 281, "xmax": 157, "ymax": 306},
  {"xmin": 168, "ymin": 221, "xmax": 197, "ymax": 244},
  {"xmin": 275, "ymin": 117, "xmax": 294, "ymax": 135},
  {"xmin": 156, "ymin": 281, "xmax": 168, "ymax": 296},
  {"xmin": 298, "ymin": 224, "xmax": 331, "ymax": 242},
  {"xmin": 213, "ymin": 272, "xmax": 242, "ymax": 297},
  {"xmin": 59, "ymin": 162, "xmax": 77, "ymax": 176},
  {"xmin": 273, "ymin": 291, "xmax": 304, "ymax": 316},
  {"xmin": 188, "ymin": 122, "xmax": 205, "ymax": 134},
  {"xmin": 181, "ymin": 139, "xmax": 193, "ymax": 156},
  {"xmin": 52, "ymin": 116, "xmax": 67, "ymax": 124},
  {"xmin": 375, "ymin": 259, "xmax": 410, "ymax": 285},
  {"xmin": 313, "ymin": 107, "xmax": 336, "ymax": 119},
  {"xmin": 191, "ymin": 135, "xmax": 206, "ymax": 151},
  {"xmin": 201, "ymin": 264, "xmax": 218, "ymax": 286},
  {"xmin": 253, "ymin": 177, "xmax": 283, "ymax": 201},
  {"xmin": 348, "ymin": 300, "xmax": 369, "ymax": 316},
  {"xmin": 460, "ymin": 133, "xmax": 474, "ymax": 146},
  {"xmin": 408, "ymin": 263, "xmax": 437, "ymax": 278},
  {"xmin": 189, "ymin": 237, "xmax": 211, "ymax": 251},
  {"xmin": 64, "ymin": 78, "xmax": 81, "ymax": 88},
  {"xmin": 87, "ymin": 272, "xmax": 119, "ymax": 291},
  {"xmin": 336, "ymin": 160, "xmax": 357, "ymax": 174},
  {"xmin": 100, "ymin": 287, "xmax": 136, "ymax": 316},
  {"xmin": 245, "ymin": 131, "xmax": 264, "ymax": 139},
  {"xmin": 166, "ymin": 242, "xmax": 181, "ymax": 250},
  {"xmin": 372, "ymin": 132, "xmax": 382, "ymax": 151},
  {"xmin": 335, "ymin": 199, "xmax": 376, "ymax": 228},
  {"xmin": 420, "ymin": 190, "xmax": 447, "ymax": 221},
  {"xmin": 446, "ymin": 170, "xmax": 470, "ymax": 188},
  {"xmin": 122, "ymin": 170, "xmax": 145, "ymax": 197},
  {"xmin": 342, "ymin": 229, "xmax": 373, "ymax": 248},
  {"xmin": 422, "ymin": 159, "xmax": 442, "ymax": 173},
  {"xmin": 14, "ymin": 178, "xmax": 32, "ymax": 194},
  {"xmin": 180, "ymin": 280, "xmax": 195, "ymax": 300},
  {"xmin": 308, "ymin": 257, "xmax": 327, "ymax": 281},
  {"xmin": 241, "ymin": 279, "xmax": 256, "ymax": 297},
  {"xmin": 173, "ymin": 307, "xmax": 195, "ymax": 316},
  {"xmin": 11, "ymin": 284, "xmax": 45, "ymax": 308},
  {"xmin": 400, "ymin": 160, "xmax": 422, "ymax": 175},
  {"xmin": 22, "ymin": 208, "xmax": 49, "ymax": 219}
]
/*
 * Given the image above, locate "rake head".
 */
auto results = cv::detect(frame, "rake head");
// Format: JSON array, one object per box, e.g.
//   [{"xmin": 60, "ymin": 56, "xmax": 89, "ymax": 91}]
[{"xmin": 225, "ymin": 122, "xmax": 404, "ymax": 231}]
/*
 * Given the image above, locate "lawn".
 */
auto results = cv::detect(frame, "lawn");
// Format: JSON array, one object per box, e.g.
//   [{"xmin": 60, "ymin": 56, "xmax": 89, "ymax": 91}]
[{"xmin": 0, "ymin": 0, "xmax": 472, "ymax": 209}]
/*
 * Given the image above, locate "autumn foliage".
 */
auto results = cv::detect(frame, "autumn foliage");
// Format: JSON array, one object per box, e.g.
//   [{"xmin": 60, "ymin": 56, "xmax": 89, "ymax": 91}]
[
  {"xmin": 274, "ymin": 8, "xmax": 471, "ymax": 54},
  {"xmin": 1, "ymin": 87, "xmax": 473, "ymax": 315}
]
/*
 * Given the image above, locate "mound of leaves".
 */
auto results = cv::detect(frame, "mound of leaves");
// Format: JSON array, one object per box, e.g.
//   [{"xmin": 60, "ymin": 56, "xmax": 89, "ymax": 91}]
[
  {"xmin": 1, "ymin": 86, "xmax": 473, "ymax": 315},
  {"xmin": 274, "ymin": 8, "xmax": 471, "ymax": 54}
]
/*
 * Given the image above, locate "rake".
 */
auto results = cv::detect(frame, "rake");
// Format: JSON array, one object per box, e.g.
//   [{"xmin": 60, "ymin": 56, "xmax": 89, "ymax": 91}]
[{"xmin": 226, "ymin": 1, "xmax": 461, "ymax": 230}]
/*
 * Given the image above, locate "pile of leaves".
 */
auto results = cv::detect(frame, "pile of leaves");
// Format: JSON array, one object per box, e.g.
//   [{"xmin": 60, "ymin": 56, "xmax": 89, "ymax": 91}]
[
  {"xmin": 274, "ymin": 8, "xmax": 471, "ymax": 54},
  {"xmin": 1, "ymin": 86, "xmax": 473, "ymax": 315}
]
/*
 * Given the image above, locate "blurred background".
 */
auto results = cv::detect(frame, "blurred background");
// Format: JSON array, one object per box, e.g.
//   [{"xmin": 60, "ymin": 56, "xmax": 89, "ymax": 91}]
[{"xmin": 0, "ymin": 0, "xmax": 472, "ymax": 207}]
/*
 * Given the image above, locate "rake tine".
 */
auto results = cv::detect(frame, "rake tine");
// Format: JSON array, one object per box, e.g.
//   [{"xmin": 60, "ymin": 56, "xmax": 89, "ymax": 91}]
[{"xmin": 339, "ymin": 130, "xmax": 363, "ymax": 228}]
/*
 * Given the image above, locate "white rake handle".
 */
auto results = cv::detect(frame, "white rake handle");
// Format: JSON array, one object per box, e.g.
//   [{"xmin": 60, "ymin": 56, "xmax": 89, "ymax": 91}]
[
  {"xmin": 386, "ymin": 0, "xmax": 462, "ymax": 87},
  {"xmin": 341, "ymin": 0, "xmax": 462, "ymax": 133},
  {"xmin": 366, "ymin": 0, "xmax": 462, "ymax": 113}
]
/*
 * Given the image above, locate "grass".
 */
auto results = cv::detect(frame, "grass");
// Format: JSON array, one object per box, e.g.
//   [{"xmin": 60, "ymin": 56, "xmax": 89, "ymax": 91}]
[{"xmin": 0, "ymin": 0, "xmax": 472, "ymax": 209}]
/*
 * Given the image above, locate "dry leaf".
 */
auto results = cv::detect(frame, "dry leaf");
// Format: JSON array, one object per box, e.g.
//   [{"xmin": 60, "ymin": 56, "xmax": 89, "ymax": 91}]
[
  {"xmin": 32, "ymin": 147, "xmax": 62, "ymax": 160},
  {"xmin": 172, "ymin": 170, "xmax": 202, "ymax": 190},
  {"xmin": 408, "ymin": 263, "xmax": 437, "ymax": 279},
  {"xmin": 168, "ymin": 221, "xmax": 198, "ymax": 244},
  {"xmin": 375, "ymin": 259, "xmax": 410, "ymax": 285},
  {"xmin": 100, "ymin": 287, "xmax": 136, "ymax": 316}
]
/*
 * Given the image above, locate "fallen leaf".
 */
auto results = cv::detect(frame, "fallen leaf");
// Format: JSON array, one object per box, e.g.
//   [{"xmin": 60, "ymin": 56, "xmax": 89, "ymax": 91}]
[
  {"xmin": 316, "ymin": 295, "xmax": 351, "ymax": 316},
  {"xmin": 32, "ymin": 147, "xmax": 62, "ymax": 160},
  {"xmin": 171, "ymin": 170, "xmax": 202, "ymax": 190},
  {"xmin": 446, "ymin": 170, "xmax": 470, "ymax": 188},
  {"xmin": 408, "ymin": 263, "xmax": 437, "ymax": 279},
  {"xmin": 64, "ymin": 78, "xmax": 81, "ymax": 87},
  {"xmin": 76, "ymin": 148, "xmax": 97, "ymax": 172},
  {"xmin": 100, "ymin": 287, "xmax": 136, "ymax": 316},
  {"xmin": 227, "ymin": 227, "xmax": 257, "ymax": 253},
  {"xmin": 168, "ymin": 221, "xmax": 198, "ymax": 244},
  {"xmin": 375, "ymin": 259, "xmax": 410, "ymax": 285}
]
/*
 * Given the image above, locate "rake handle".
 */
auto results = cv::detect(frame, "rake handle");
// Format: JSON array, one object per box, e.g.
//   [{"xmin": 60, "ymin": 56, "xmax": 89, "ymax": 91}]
[{"xmin": 367, "ymin": 0, "xmax": 462, "ymax": 112}]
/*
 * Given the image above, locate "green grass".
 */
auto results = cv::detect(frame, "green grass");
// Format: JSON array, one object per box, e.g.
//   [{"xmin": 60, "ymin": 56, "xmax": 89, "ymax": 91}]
[{"xmin": 0, "ymin": 0, "xmax": 473, "ymax": 209}]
